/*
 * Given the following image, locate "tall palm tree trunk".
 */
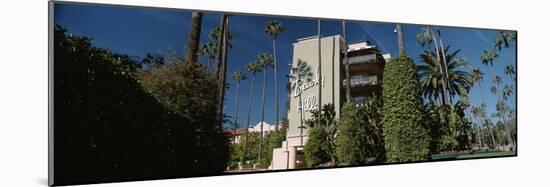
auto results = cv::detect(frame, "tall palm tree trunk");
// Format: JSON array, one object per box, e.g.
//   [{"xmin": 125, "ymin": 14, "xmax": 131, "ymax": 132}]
[
  {"xmin": 438, "ymin": 37, "xmax": 452, "ymax": 103},
  {"xmin": 186, "ymin": 11, "xmax": 203, "ymax": 63},
  {"xmin": 431, "ymin": 30, "xmax": 449, "ymax": 106},
  {"xmin": 245, "ymin": 75, "xmax": 256, "ymax": 157},
  {"xmin": 258, "ymin": 62, "xmax": 268, "ymax": 164},
  {"xmin": 487, "ymin": 119, "xmax": 497, "ymax": 149},
  {"xmin": 476, "ymin": 79, "xmax": 487, "ymax": 147},
  {"xmin": 215, "ymin": 14, "xmax": 228, "ymax": 125},
  {"xmin": 233, "ymin": 81, "xmax": 241, "ymax": 144},
  {"xmin": 343, "ymin": 21, "xmax": 351, "ymax": 102},
  {"xmin": 396, "ymin": 24, "xmax": 405, "ymax": 55},
  {"xmin": 317, "ymin": 19, "xmax": 322, "ymax": 123},
  {"xmin": 273, "ymin": 38, "xmax": 279, "ymax": 131}
]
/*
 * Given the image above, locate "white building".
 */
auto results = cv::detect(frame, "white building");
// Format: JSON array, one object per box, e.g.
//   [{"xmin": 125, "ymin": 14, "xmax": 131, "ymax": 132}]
[
  {"xmin": 249, "ymin": 121, "xmax": 276, "ymax": 136},
  {"xmin": 271, "ymin": 35, "xmax": 389, "ymax": 170},
  {"xmin": 228, "ymin": 121, "xmax": 276, "ymax": 144}
]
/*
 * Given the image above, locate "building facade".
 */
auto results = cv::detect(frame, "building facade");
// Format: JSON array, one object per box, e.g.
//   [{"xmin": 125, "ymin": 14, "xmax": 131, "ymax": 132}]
[{"xmin": 271, "ymin": 35, "xmax": 389, "ymax": 170}]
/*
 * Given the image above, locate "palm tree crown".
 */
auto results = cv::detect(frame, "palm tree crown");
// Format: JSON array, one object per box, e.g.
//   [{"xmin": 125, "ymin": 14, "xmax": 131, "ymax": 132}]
[
  {"xmin": 247, "ymin": 60, "xmax": 263, "ymax": 75},
  {"xmin": 481, "ymin": 49, "xmax": 499, "ymax": 67},
  {"xmin": 209, "ymin": 27, "xmax": 234, "ymax": 48},
  {"xmin": 416, "ymin": 27, "xmax": 433, "ymax": 49},
  {"xmin": 493, "ymin": 75, "xmax": 502, "ymax": 85},
  {"xmin": 200, "ymin": 43, "xmax": 217, "ymax": 59},
  {"xmin": 290, "ymin": 59, "xmax": 314, "ymax": 82},
  {"xmin": 232, "ymin": 71, "xmax": 247, "ymax": 83},
  {"xmin": 265, "ymin": 20, "xmax": 285, "ymax": 39},
  {"xmin": 471, "ymin": 68, "xmax": 484, "ymax": 86},
  {"xmin": 504, "ymin": 65, "xmax": 515, "ymax": 77},
  {"xmin": 502, "ymin": 85, "xmax": 513, "ymax": 100},
  {"xmin": 418, "ymin": 46, "xmax": 473, "ymax": 103},
  {"xmin": 495, "ymin": 31, "xmax": 516, "ymax": 51},
  {"xmin": 258, "ymin": 53, "xmax": 274, "ymax": 69}
]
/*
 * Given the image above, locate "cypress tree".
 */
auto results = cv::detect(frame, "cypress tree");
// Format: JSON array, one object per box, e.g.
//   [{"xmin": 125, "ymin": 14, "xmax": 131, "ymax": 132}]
[{"xmin": 381, "ymin": 55, "xmax": 430, "ymax": 162}]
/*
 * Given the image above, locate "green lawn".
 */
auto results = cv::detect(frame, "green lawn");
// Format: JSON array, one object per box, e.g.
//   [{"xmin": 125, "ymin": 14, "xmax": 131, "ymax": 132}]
[{"xmin": 432, "ymin": 151, "xmax": 516, "ymax": 160}]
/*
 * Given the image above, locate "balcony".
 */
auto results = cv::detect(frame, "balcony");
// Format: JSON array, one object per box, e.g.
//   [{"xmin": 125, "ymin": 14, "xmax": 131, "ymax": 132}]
[
  {"xmin": 342, "ymin": 75, "xmax": 380, "ymax": 87},
  {"xmin": 345, "ymin": 54, "xmax": 377, "ymax": 65}
]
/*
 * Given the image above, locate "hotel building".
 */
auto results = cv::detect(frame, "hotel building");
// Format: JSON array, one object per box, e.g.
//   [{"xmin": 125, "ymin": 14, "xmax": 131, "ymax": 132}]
[{"xmin": 271, "ymin": 35, "xmax": 390, "ymax": 170}]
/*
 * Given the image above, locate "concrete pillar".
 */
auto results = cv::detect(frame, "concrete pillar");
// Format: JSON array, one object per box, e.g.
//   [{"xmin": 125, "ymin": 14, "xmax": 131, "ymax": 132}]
[{"xmin": 288, "ymin": 146, "xmax": 297, "ymax": 169}]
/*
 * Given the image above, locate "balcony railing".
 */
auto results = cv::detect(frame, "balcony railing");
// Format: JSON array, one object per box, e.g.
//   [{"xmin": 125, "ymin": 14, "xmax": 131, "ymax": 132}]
[
  {"xmin": 342, "ymin": 76, "xmax": 380, "ymax": 87},
  {"xmin": 346, "ymin": 54, "xmax": 377, "ymax": 65}
]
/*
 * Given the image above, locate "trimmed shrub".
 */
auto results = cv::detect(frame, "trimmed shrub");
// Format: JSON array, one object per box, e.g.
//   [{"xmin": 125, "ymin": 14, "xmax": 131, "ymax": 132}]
[{"xmin": 381, "ymin": 55, "xmax": 430, "ymax": 162}]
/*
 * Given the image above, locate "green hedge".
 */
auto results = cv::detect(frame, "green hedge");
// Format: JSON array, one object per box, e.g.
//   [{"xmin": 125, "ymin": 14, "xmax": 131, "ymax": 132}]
[{"xmin": 381, "ymin": 55, "xmax": 430, "ymax": 162}]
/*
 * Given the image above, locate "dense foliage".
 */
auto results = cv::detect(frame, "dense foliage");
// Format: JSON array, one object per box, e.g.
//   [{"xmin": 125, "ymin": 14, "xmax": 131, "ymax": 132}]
[
  {"xmin": 54, "ymin": 26, "xmax": 228, "ymax": 185},
  {"xmin": 139, "ymin": 59, "xmax": 230, "ymax": 171},
  {"xmin": 304, "ymin": 125, "xmax": 330, "ymax": 167},
  {"xmin": 304, "ymin": 104, "xmax": 338, "ymax": 166},
  {"xmin": 335, "ymin": 102, "xmax": 369, "ymax": 165},
  {"xmin": 359, "ymin": 95, "xmax": 386, "ymax": 163},
  {"xmin": 381, "ymin": 55, "xmax": 431, "ymax": 162},
  {"xmin": 226, "ymin": 130, "xmax": 285, "ymax": 169}
]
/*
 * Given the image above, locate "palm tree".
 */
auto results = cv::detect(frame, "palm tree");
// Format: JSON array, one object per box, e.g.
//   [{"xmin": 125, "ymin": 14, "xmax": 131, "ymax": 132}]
[
  {"xmin": 501, "ymin": 84, "xmax": 515, "ymax": 147},
  {"xmin": 502, "ymin": 85, "xmax": 513, "ymax": 101},
  {"xmin": 265, "ymin": 20, "xmax": 285, "ymax": 131},
  {"xmin": 258, "ymin": 53, "xmax": 274, "ymax": 164},
  {"xmin": 289, "ymin": 59, "xmax": 314, "ymax": 145},
  {"xmin": 495, "ymin": 31, "xmax": 516, "ymax": 51},
  {"xmin": 504, "ymin": 65, "xmax": 516, "ymax": 87},
  {"xmin": 209, "ymin": 27, "xmax": 234, "ymax": 49},
  {"xmin": 186, "ymin": 11, "xmax": 203, "ymax": 63},
  {"xmin": 231, "ymin": 71, "xmax": 247, "ymax": 144},
  {"xmin": 470, "ymin": 105, "xmax": 483, "ymax": 147},
  {"xmin": 481, "ymin": 49, "xmax": 499, "ymax": 77},
  {"xmin": 496, "ymin": 99, "xmax": 514, "ymax": 149},
  {"xmin": 418, "ymin": 46, "xmax": 472, "ymax": 104},
  {"xmin": 489, "ymin": 80, "xmax": 514, "ymax": 149},
  {"xmin": 417, "ymin": 27, "xmax": 450, "ymax": 105},
  {"xmin": 471, "ymin": 68, "xmax": 485, "ymax": 100},
  {"xmin": 470, "ymin": 68, "xmax": 485, "ymax": 145},
  {"xmin": 435, "ymin": 29, "xmax": 451, "ymax": 97},
  {"xmin": 214, "ymin": 15, "xmax": 235, "ymax": 129},
  {"xmin": 342, "ymin": 21, "xmax": 351, "ymax": 102},
  {"xmin": 473, "ymin": 104, "xmax": 496, "ymax": 149},
  {"xmin": 244, "ymin": 60, "xmax": 263, "ymax": 156},
  {"xmin": 199, "ymin": 43, "xmax": 217, "ymax": 72},
  {"xmin": 483, "ymin": 117, "xmax": 497, "ymax": 149}
]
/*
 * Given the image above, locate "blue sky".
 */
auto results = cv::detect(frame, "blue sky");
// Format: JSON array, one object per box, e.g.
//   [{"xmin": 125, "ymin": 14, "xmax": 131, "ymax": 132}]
[{"xmin": 54, "ymin": 3, "xmax": 516, "ymax": 128}]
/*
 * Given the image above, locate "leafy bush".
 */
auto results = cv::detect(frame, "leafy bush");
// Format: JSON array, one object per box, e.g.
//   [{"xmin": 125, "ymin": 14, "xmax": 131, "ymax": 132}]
[
  {"xmin": 54, "ymin": 26, "xmax": 228, "ymax": 185},
  {"xmin": 359, "ymin": 95, "xmax": 386, "ymax": 163},
  {"xmin": 304, "ymin": 125, "xmax": 330, "ymax": 167},
  {"xmin": 304, "ymin": 104, "xmax": 338, "ymax": 166},
  {"xmin": 438, "ymin": 135, "xmax": 459, "ymax": 151},
  {"xmin": 381, "ymin": 55, "xmax": 431, "ymax": 162},
  {"xmin": 335, "ymin": 102, "xmax": 368, "ymax": 165}
]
